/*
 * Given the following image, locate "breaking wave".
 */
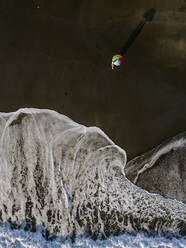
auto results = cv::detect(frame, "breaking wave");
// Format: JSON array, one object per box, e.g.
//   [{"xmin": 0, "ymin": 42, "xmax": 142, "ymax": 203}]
[{"xmin": 0, "ymin": 108, "xmax": 184, "ymax": 241}]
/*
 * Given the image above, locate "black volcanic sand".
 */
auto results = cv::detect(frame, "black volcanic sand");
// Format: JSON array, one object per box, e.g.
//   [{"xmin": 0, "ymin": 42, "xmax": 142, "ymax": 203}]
[{"xmin": 1, "ymin": 0, "xmax": 186, "ymax": 159}]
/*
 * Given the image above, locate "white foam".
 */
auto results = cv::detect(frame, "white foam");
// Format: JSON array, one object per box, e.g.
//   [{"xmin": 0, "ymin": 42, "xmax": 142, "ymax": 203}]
[
  {"xmin": 134, "ymin": 137, "xmax": 186, "ymax": 184},
  {"xmin": 0, "ymin": 224, "xmax": 185, "ymax": 248},
  {"xmin": 0, "ymin": 108, "xmax": 184, "ymax": 239}
]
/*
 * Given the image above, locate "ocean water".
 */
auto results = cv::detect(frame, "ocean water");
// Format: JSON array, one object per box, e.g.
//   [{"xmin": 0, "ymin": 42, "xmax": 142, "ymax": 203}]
[
  {"xmin": 0, "ymin": 224, "xmax": 185, "ymax": 248},
  {"xmin": 0, "ymin": 108, "xmax": 185, "ymax": 247}
]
